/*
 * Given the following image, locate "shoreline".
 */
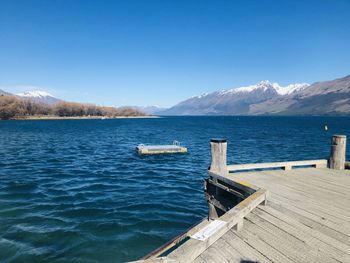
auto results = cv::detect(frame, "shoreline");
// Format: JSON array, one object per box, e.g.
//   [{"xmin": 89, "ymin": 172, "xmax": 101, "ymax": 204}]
[{"xmin": 7, "ymin": 115, "xmax": 160, "ymax": 121}]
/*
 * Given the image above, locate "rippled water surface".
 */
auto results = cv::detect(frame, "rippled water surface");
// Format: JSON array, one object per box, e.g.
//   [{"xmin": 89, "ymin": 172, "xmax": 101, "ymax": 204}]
[{"xmin": 0, "ymin": 116, "xmax": 349, "ymax": 262}]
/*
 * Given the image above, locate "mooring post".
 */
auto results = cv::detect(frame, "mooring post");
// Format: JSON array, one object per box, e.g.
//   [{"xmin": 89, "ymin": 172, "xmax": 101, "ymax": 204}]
[
  {"xmin": 207, "ymin": 138, "xmax": 227, "ymax": 220},
  {"xmin": 209, "ymin": 138, "xmax": 228, "ymax": 176},
  {"xmin": 329, "ymin": 135, "xmax": 347, "ymax": 170}
]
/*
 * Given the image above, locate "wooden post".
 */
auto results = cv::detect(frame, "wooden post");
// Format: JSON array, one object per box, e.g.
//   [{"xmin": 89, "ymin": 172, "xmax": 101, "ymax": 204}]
[
  {"xmin": 234, "ymin": 219, "xmax": 244, "ymax": 231},
  {"xmin": 329, "ymin": 135, "xmax": 347, "ymax": 170},
  {"xmin": 207, "ymin": 139, "xmax": 227, "ymax": 220},
  {"xmin": 209, "ymin": 138, "xmax": 227, "ymax": 176},
  {"xmin": 283, "ymin": 165, "xmax": 292, "ymax": 171},
  {"xmin": 208, "ymin": 203, "xmax": 219, "ymax": 220}
]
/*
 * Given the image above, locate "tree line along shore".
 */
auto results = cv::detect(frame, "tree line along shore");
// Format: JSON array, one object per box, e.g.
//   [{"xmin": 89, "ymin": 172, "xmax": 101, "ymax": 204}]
[{"xmin": 0, "ymin": 95, "xmax": 145, "ymax": 120}]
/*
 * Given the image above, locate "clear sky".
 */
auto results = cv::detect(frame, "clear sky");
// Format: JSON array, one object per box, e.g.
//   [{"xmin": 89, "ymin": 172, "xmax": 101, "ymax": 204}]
[{"xmin": 0, "ymin": 0, "xmax": 349, "ymax": 107}]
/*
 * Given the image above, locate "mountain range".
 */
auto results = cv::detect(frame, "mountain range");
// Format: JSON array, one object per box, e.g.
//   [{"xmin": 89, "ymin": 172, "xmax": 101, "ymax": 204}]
[
  {"xmin": 0, "ymin": 89, "xmax": 13, "ymax": 96},
  {"xmin": 130, "ymin": 105, "xmax": 167, "ymax": 115},
  {"xmin": 0, "ymin": 89, "xmax": 61, "ymax": 105},
  {"xmin": 158, "ymin": 75, "xmax": 350, "ymax": 116},
  {"xmin": 2, "ymin": 74, "xmax": 350, "ymax": 116},
  {"xmin": 16, "ymin": 91, "xmax": 61, "ymax": 104}
]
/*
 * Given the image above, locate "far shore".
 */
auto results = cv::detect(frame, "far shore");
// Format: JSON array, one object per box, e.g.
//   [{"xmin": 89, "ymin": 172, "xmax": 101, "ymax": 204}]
[{"xmin": 7, "ymin": 115, "xmax": 160, "ymax": 121}]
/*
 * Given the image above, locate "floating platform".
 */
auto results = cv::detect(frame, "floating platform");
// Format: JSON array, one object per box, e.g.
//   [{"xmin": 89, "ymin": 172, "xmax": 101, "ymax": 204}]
[{"xmin": 136, "ymin": 141, "xmax": 187, "ymax": 155}]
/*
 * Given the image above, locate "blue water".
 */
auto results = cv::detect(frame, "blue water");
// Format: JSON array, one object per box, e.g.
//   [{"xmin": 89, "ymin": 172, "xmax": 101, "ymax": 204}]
[{"xmin": 0, "ymin": 116, "xmax": 349, "ymax": 262}]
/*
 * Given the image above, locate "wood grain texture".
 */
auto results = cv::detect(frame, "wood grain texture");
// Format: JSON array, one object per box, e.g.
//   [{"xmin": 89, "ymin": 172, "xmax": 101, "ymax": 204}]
[
  {"xmin": 209, "ymin": 140, "xmax": 227, "ymax": 176},
  {"xmin": 329, "ymin": 135, "xmax": 346, "ymax": 170},
  {"xmin": 227, "ymin": 159, "xmax": 327, "ymax": 172},
  {"xmin": 193, "ymin": 168, "xmax": 350, "ymax": 263},
  {"xmin": 135, "ymin": 167, "xmax": 350, "ymax": 263}
]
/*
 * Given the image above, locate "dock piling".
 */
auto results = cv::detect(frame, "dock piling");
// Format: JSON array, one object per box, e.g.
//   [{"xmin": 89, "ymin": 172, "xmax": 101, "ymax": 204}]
[
  {"xmin": 329, "ymin": 135, "xmax": 347, "ymax": 170},
  {"xmin": 209, "ymin": 138, "xmax": 227, "ymax": 176},
  {"xmin": 207, "ymin": 138, "xmax": 228, "ymax": 220}
]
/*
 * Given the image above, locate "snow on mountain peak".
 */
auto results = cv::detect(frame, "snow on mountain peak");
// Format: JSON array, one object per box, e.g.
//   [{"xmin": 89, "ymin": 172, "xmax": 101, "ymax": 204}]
[
  {"xmin": 220, "ymin": 81, "xmax": 309, "ymax": 96},
  {"xmin": 275, "ymin": 83, "xmax": 310, "ymax": 95},
  {"xmin": 17, "ymin": 90, "xmax": 54, "ymax": 98},
  {"xmin": 220, "ymin": 80, "xmax": 276, "ymax": 95},
  {"xmin": 192, "ymin": 93, "xmax": 209, "ymax": 99},
  {"xmin": 257, "ymin": 80, "xmax": 273, "ymax": 86}
]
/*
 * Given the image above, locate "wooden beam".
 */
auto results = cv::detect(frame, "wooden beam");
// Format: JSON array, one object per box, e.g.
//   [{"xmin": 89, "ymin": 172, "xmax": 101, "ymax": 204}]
[
  {"xmin": 345, "ymin": 162, "xmax": 350, "ymax": 170},
  {"xmin": 205, "ymin": 192, "xmax": 228, "ymax": 213},
  {"xmin": 208, "ymin": 171, "xmax": 259, "ymax": 193},
  {"xmin": 131, "ymin": 257, "xmax": 176, "ymax": 263},
  {"xmin": 234, "ymin": 219, "xmax": 244, "ymax": 231},
  {"xmin": 207, "ymin": 178, "xmax": 246, "ymax": 199},
  {"xmin": 227, "ymin": 159, "xmax": 328, "ymax": 172},
  {"xmin": 166, "ymin": 188, "xmax": 268, "ymax": 263},
  {"xmin": 140, "ymin": 218, "xmax": 208, "ymax": 260}
]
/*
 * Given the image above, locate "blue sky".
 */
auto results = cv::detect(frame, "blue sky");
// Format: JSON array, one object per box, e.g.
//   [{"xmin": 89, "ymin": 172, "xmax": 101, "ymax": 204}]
[{"xmin": 0, "ymin": 0, "xmax": 349, "ymax": 107}]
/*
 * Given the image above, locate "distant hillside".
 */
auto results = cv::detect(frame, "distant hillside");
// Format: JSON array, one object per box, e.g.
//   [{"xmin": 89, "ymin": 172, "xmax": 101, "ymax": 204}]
[
  {"xmin": 0, "ymin": 88, "xmax": 145, "ymax": 120},
  {"xmin": 130, "ymin": 105, "xmax": 166, "ymax": 115},
  {"xmin": 250, "ymin": 75, "xmax": 350, "ymax": 115},
  {"xmin": 16, "ymin": 90, "xmax": 61, "ymax": 105},
  {"xmin": 0, "ymin": 89, "xmax": 12, "ymax": 96},
  {"xmin": 158, "ymin": 75, "xmax": 350, "ymax": 116}
]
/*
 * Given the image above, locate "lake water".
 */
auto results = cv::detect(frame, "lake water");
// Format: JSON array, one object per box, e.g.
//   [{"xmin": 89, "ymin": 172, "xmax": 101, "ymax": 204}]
[{"xmin": 0, "ymin": 116, "xmax": 349, "ymax": 262}]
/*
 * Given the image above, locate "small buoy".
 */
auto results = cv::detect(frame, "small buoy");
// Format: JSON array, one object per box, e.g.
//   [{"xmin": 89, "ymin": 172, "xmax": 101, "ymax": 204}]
[{"xmin": 324, "ymin": 125, "xmax": 328, "ymax": 131}]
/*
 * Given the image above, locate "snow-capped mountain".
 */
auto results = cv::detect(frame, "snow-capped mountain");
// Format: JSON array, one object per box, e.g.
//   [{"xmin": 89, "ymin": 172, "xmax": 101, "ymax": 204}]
[
  {"xmin": 17, "ymin": 90, "xmax": 53, "ymax": 98},
  {"xmin": 275, "ymin": 83, "xmax": 310, "ymax": 95},
  {"xmin": 201, "ymin": 81, "xmax": 309, "ymax": 97},
  {"xmin": 160, "ymin": 81, "xmax": 309, "ymax": 115},
  {"xmin": 158, "ymin": 76, "xmax": 350, "ymax": 115},
  {"xmin": 250, "ymin": 75, "xmax": 350, "ymax": 115},
  {"xmin": 16, "ymin": 90, "xmax": 61, "ymax": 104}
]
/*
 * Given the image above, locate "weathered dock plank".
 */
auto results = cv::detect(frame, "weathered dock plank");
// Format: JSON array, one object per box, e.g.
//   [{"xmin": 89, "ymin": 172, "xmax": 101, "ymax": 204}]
[
  {"xmin": 165, "ymin": 189, "xmax": 268, "ymax": 263},
  {"xmin": 137, "ymin": 168, "xmax": 350, "ymax": 263},
  {"xmin": 193, "ymin": 168, "xmax": 350, "ymax": 263},
  {"xmin": 229, "ymin": 170, "xmax": 350, "ymax": 233},
  {"xmin": 227, "ymin": 159, "xmax": 328, "ymax": 172}
]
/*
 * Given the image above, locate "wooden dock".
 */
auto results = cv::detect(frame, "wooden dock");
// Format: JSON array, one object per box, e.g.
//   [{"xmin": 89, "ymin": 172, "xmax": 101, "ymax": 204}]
[
  {"xmin": 134, "ymin": 135, "xmax": 349, "ymax": 263},
  {"xmin": 195, "ymin": 167, "xmax": 350, "ymax": 263}
]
